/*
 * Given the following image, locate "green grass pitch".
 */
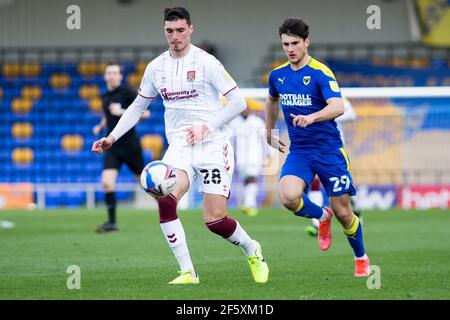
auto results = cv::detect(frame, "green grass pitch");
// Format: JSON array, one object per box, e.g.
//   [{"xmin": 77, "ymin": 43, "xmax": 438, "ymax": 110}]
[{"xmin": 0, "ymin": 207, "xmax": 449, "ymax": 299}]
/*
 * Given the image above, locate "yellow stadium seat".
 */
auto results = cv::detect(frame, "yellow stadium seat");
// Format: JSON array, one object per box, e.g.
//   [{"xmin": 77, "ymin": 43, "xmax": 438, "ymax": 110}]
[
  {"xmin": 141, "ymin": 134, "xmax": 164, "ymax": 159},
  {"xmin": 22, "ymin": 63, "xmax": 41, "ymax": 77},
  {"xmin": 78, "ymin": 62, "xmax": 105, "ymax": 76},
  {"xmin": 79, "ymin": 84, "xmax": 100, "ymax": 100},
  {"xmin": 11, "ymin": 98, "xmax": 33, "ymax": 114},
  {"xmin": 246, "ymin": 98, "xmax": 264, "ymax": 112},
  {"xmin": 88, "ymin": 97, "xmax": 103, "ymax": 112},
  {"xmin": 61, "ymin": 134, "xmax": 84, "ymax": 153},
  {"xmin": 127, "ymin": 73, "xmax": 142, "ymax": 87},
  {"xmin": 49, "ymin": 73, "xmax": 71, "ymax": 89},
  {"xmin": 2, "ymin": 63, "xmax": 21, "ymax": 78},
  {"xmin": 21, "ymin": 86, "xmax": 42, "ymax": 101},
  {"xmin": 135, "ymin": 61, "xmax": 147, "ymax": 74},
  {"xmin": 11, "ymin": 122, "xmax": 33, "ymax": 139},
  {"xmin": 12, "ymin": 148, "xmax": 34, "ymax": 165}
]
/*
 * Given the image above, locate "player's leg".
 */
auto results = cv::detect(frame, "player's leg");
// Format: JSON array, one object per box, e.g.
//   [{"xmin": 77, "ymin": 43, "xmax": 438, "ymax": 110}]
[
  {"xmin": 306, "ymin": 176, "xmax": 324, "ymax": 236},
  {"xmin": 241, "ymin": 175, "xmax": 259, "ymax": 217},
  {"xmin": 198, "ymin": 140, "xmax": 268, "ymax": 283},
  {"xmin": 158, "ymin": 145, "xmax": 198, "ymax": 284},
  {"xmin": 329, "ymin": 194, "xmax": 369, "ymax": 276},
  {"xmin": 317, "ymin": 148, "xmax": 369, "ymax": 276},
  {"xmin": 203, "ymin": 193, "xmax": 268, "ymax": 283},
  {"xmin": 96, "ymin": 150, "xmax": 121, "ymax": 233}
]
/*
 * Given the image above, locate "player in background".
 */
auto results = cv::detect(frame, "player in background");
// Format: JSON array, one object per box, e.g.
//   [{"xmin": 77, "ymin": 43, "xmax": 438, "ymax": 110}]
[
  {"xmin": 229, "ymin": 108, "xmax": 270, "ymax": 216},
  {"xmin": 306, "ymin": 97, "xmax": 362, "ymax": 236},
  {"xmin": 265, "ymin": 18, "xmax": 370, "ymax": 277},
  {"xmin": 91, "ymin": 7, "xmax": 269, "ymax": 284},
  {"xmin": 93, "ymin": 62, "xmax": 150, "ymax": 233}
]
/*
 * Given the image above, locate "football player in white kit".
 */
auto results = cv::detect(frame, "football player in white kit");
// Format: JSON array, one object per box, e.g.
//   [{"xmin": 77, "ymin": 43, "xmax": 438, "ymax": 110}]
[
  {"xmin": 92, "ymin": 7, "xmax": 269, "ymax": 285},
  {"xmin": 229, "ymin": 108, "xmax": 269, "ymax": 216}
]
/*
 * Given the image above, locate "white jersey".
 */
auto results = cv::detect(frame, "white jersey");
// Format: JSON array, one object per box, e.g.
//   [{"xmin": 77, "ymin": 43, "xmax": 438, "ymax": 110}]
[
  {"xmin": 229, "ymin": 114, "xmax": 268, "ymax": 174},
  {"xmin": 139, "ymin": 45, "xmax": 238, "ymax": 145}
]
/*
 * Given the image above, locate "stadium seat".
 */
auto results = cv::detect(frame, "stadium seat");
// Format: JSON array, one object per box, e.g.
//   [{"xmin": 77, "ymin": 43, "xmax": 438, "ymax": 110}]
[
  {"xmin": 79, "ymin": 84, "xmax": 100, "ymax": 100},
  {"xmin": 2, "ymin": 63, "xmax": 21, "ymax": 78},
  {"xmin": 22, "ymin": 63, "xmax": 41, "ymax": 77},
  {"xmin": 61, "ymin": 134, "xmax": 84, "ymax": 153},
  {"xmin": 21, "ymin": 86, "xmax": 42, "ymax": 101},
  {"xmin": 135, "ymin": 61, "xmax": 147, "ymax": 75},
  {"xmin": 88, "ymin": 97, "xmax": 102, "ymax": 112},
  {"xmin": 11, "ymin": 122, "xmax": 33, "ymax": 139},
  {"xmin": 11, "ymin": 97, "xmax": 33, "ymax": 114},
  {"xmin": 49, "ymin": 73, "xmax": 71, "ymax": 90},
  {"xmin": 12, "ymin": 147, "xmax": 34, "ymax": 165},
  {"xmin": 140, "ymin": 134, "xmax": 164, "ymax": 159},
  {"xmin": 126, "ymin": 73, "xmax": 142, "ymax": 87},
  {"xmin": 0, "ymin": 86, "xmax": 3, "ymax": 100},
  {"xmin": 78, "ymin": 62, "xmax": 105, "ymax": 77},
  {"xmin": 246, "ymin": 98, "xmax": 264, "ymax": 112}
]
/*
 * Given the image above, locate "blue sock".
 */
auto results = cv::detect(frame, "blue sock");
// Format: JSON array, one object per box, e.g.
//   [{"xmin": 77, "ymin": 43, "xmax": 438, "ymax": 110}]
[
  {"xmin": 293, "ymin": 194, "xmax": 323, "ymax": 219},
  {"xmin": 343, "ymin": 215, "xmax": 366, "ymax": 258}
]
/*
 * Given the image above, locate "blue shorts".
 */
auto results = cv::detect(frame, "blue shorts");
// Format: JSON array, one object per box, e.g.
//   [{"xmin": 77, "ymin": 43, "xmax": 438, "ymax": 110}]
[{"xmin": 280, "ymin": 148, "xmax": 357, "ymax": 197}]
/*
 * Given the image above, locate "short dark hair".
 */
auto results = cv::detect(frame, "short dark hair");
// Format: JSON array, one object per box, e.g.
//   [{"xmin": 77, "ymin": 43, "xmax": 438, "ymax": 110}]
[
  {"xmin": 164, "ymin": 7, "xmax": 191, "ymax": 25},
  {"xmin": 105, "ymin": 61, "xmax": 123, "ymax": 75},
  {"xmin": 279, "ymin": 18, "xmax": 309, "ymax": 40}
]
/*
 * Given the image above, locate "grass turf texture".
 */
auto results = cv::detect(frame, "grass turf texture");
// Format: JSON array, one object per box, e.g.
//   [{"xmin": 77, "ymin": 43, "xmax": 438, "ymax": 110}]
[{"xmin": 0, "ymin": 208, "xmax": 449, "ymax": 299}]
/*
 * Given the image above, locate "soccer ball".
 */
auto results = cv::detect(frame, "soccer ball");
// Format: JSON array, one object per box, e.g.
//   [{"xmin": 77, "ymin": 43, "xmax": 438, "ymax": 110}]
[{"xmin": 140, "ymin": 161, "xmax": 177, "ymax": 198}]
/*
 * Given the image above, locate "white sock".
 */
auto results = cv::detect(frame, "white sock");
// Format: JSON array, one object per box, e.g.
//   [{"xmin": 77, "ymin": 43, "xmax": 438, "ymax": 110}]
[
  {"xmin": 226, "ymin": 221, "xmax": 257, "ymax": 256},
  {"xmin": 160, "ymin": 219, "xmax": 195, "ymax": 273},
  {"xmin": 318, "ymin": 209, "xmax": 329, "ymax": 222},
  {"xmin": 311, "ymin": 218, "xmax": 319, "ymax": 228},
  {"xmin": 355, "ymin": 254, "xmax": 368, "ymax": 260},
  {"xmin": 244, "ymin": 183, "xmax": 258, "ymax": 208}
]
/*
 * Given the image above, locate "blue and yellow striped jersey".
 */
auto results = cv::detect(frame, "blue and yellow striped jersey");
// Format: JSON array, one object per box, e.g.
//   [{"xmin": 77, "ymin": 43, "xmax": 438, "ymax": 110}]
[{"xmin": 268, "ymin": 57, "xmax": 343, "ymax": 151}]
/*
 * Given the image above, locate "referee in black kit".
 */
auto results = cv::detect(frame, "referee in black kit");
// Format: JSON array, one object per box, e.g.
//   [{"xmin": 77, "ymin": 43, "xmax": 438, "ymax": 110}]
[{"xmin": 93, "ymin": 62, "xmax": 150, "ymax": 233}]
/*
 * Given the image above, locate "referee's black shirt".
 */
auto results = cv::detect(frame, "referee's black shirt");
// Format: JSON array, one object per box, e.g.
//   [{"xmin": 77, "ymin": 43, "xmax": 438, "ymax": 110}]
[{"xmin": 102, "ymin": 85, "xmax": 139, "ymax": 146}]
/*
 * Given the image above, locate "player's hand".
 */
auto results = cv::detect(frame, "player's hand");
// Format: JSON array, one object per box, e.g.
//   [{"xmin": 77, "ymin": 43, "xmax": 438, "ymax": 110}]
[
  {"xmin": 109, "ymin": 103, "xmax": 124, "ymax": 116},
  {"xmin": 91, "ymin": 136, "xmax": 115, "ymax": 154},
  {"xmin": 186, "ymin": 125, "xmax": 210, "ymax": 146},
  {"xmin": 266, "ymin": 132, "xmax": 286, "ymax": 153},
  {"xmin": 92, "ymin": 124, "xmax": 102, "ymax": 136},
  {"xmin": 290, "ymin": 113, "xmax": 315, "ymax": 128}
]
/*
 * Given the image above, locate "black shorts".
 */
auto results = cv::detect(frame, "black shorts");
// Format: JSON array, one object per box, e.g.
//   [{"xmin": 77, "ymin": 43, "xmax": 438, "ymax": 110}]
[{"xmin": 103, "ymin": 139, "xmax": 145, "ymax": 175}]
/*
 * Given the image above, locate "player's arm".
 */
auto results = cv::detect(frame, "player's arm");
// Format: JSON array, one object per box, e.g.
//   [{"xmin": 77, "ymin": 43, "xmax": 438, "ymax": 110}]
[
  {"xmin": 291, "ymin": 97, "xmax": 344, "ymax": 127},
  {"xmin": 92, "ymin": 116, "xmax": 106, "ymax": 136},
  {"xmin": 265, "ymin": 94, "xmax": 286, "ymax": 153}
]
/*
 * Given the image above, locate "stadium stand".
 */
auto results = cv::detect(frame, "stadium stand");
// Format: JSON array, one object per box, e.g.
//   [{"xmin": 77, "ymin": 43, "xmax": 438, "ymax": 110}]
[{"xmin": 0, "ymin": 56, "xmax": 168, "ymax": 207}]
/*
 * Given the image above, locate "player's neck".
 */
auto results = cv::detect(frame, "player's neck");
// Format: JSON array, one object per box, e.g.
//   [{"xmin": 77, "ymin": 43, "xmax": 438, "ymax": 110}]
[
  {"xmin": 170, "ymin": 43, "xmax": 192, "ymax": 59},
  {"xmin": 107, "ymin": 83, "xmax": 120, "ymax": 91},
  {"xmin": 290, "ymin": 54, "xmax": 311, "ymax": 71}
]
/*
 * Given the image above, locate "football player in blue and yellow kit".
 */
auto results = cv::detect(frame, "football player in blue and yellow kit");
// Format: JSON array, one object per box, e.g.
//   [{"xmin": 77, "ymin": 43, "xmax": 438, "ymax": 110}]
[{"xmin": 265, "ymin": 18, "xmax": 370, "ymax": 277}]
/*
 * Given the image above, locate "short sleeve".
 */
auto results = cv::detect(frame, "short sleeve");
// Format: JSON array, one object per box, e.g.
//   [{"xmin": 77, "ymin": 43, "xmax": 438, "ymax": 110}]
[
  {"xmin": 138, "ymin": 65, "xmax": 158, "ymax": 99},
  {"xmin": 206, "ymin": 57, "xmax": 238, "ymax": 96},
  {"xmin": 268, "ymin": 71, "xmax": 279, "ymax": 98},
  {"xmin": 318, "ymin": 69, "xmax": 342, "ymax": 101}
]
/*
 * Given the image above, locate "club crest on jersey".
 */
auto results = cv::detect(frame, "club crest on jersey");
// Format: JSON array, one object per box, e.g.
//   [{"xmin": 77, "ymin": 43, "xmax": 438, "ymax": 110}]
[
  {"xmin": 303, "ymin": 76, "xmax": 311, "ymax": 86},
  {"xmin": 187, "ymin": 70, "xmax": 196, "ymax": 82}
]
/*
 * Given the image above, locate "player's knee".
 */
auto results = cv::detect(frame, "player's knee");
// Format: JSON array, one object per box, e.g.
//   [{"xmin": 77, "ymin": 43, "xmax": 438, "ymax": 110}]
[
  {"xmin": 279, "ymin": 190, "xmax": 302, "ymax": 211},
  {"xmin": 331, "ymin": 199, "xmax": 353, "ymax": 221},
  {"xmin": 102, "ymin": 180, "xmax": 115, "ymax": 192},
  {"xmin": 204, "ymin": 206, "xmax": 227, "ymax": 222}
]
